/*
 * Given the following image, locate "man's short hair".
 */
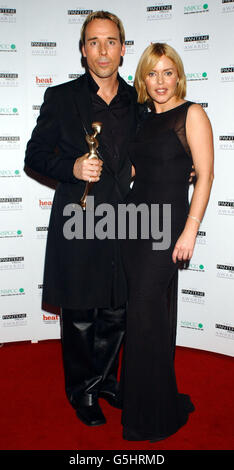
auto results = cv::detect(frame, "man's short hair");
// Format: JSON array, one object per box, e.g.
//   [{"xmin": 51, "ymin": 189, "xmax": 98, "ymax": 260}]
[{"xmin": 80, "ymin": 10, "xmax": 125, "ymax": 46}]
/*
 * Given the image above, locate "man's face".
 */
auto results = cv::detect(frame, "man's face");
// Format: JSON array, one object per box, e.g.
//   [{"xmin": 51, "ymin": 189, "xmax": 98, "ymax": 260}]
[{"xmin": 82, "ymin": 19, "xmax": 125, "ymax": 81}]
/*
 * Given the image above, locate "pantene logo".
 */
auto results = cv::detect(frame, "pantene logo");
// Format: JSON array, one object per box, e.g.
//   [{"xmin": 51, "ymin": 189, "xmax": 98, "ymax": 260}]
[
  {"xmin": 31, "ymin": 41, "xmax": 57, "ymax": 56},
  {"xmin": 67, "ymin": 8, "xmax": 93, "ymax": 23},
  {"xmin": 0, "ymin": 197, "xmax": 23, "ymax": 211},
  {"xmin": 0, "ymin": 256, "xmax": 24, "ymax": 270},
  {"xmin": 36, "ymin": 226, "xmax": 48, "ymax": 239},
  {"xmin": 218, "ymin": 199, "xmax": 234, "ymax": 216},
  {"xmin": 2, "ymin": 313, "xmax": 27, "ymax": 328},
  {"xmin": 0, "ymin": 136, "xmax": 20, "ymax": 149},
  {"xmin": 184, "ymin": 33, "xmax": 209, "ymax": 50},
  {"xmin": 219, "ymin": 134, "xmax": 234, "ymax": 150},
  {"xmin": 217, "ymin": 264, "xmax": 234, "ymax": 280},
  {"xmin": 125, "ymin": 40, "xmax": 135, "ymax": 55},
  {"xmin": 68, "ymin": 73, "xmax": 83, "ymax": 80},
  {"xmin": 0, "ymin": 8, "xmax": 16, "ymax": 23},
  {"xmin": 146, "ymin": 3, "xmax": 173, "ymax": 20},
  {"xmin": 181, "ymin": 288, "xmax": 205, "ymax": 304},
  {"xmin": 220, "ymin": 66, "xmax": 234, "ymax": 82},
  {"xmin": 0, "ymin": 72, "xmax": 19, "ymax": 86},
  {"xmin": 222, "ymin": 0, "xmax": 234, "ymax": 13}
]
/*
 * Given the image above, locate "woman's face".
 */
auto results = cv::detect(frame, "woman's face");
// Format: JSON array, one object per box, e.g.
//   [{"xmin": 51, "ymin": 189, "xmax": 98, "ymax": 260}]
[{"xmin": 144, "ymin": 55, "xmax": 179, "ymax": 109}]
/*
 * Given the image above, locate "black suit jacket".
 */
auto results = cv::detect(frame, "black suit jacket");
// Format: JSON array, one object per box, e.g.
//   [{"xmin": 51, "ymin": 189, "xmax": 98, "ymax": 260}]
[{"xmin": 25, "ymin": 73, "xmax": 139, "ymax": 309}]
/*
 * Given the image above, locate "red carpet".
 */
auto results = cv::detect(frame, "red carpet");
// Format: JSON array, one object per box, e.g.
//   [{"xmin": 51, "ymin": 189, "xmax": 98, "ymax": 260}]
[{"xmin": 0, "ymin": 340, "xmax": 233, "ymax": 451}]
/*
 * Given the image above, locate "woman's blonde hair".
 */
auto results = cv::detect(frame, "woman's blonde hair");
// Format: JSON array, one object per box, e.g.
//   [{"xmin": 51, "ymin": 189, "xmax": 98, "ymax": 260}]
[{"xmin": 134, "ymin": 43, "xmax": 186, "ymax": 104}]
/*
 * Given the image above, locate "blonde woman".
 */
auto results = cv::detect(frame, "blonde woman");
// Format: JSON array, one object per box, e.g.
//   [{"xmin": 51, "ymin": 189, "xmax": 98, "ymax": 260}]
[{"xmin": 120, "ymin": 43, "xmax": 214, "ymax": 442}]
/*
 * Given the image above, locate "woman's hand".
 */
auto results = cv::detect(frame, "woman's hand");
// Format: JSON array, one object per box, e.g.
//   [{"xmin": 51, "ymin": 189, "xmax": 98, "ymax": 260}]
[{"xmin": 172, "ymin": 229, "xmax": 197, "ymax": 264}]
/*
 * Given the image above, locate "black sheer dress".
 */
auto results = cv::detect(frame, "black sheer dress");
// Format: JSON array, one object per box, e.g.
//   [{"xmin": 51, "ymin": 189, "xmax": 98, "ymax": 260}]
[{"xmin": 120, "ymin": 101, "xmax": 195, "ymax": 441}]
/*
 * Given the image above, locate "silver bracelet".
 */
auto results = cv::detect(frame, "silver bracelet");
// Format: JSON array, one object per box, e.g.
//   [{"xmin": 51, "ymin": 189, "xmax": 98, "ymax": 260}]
[{"xmin": 188, "ymin": 214, "xmax": 201, "ymax": 224}]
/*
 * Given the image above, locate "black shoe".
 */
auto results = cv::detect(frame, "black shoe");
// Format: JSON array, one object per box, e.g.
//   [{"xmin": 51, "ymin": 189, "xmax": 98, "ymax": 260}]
[
  {"xmin": 75, "ymin": 394, "xmax": 106, "ymax": 426},
  {"xmin": 99, "ymin": 383, "xmax": 122, "ymax": 409}
]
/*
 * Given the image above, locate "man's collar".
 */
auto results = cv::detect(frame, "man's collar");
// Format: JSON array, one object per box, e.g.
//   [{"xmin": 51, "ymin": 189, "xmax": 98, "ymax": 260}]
[
  {"xmin": 86, "ymin": 71, "xmax": 127, "ymax": 97},
  {"xmin": 86, "ymin": 71, "xmax": 100, "ymax": 93}
]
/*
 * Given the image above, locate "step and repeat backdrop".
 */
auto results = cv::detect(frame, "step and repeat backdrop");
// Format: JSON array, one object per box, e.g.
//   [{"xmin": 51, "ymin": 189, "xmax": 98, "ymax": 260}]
[{"xmin": 0, "ymin": 0, "xmax": 234, "ymax": 356}]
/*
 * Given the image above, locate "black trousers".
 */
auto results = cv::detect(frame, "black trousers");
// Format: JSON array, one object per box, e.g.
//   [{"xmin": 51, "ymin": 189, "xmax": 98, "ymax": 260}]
[{"xmin": 60, "ymin": 304, "xmax": 126, "ymax": 408}]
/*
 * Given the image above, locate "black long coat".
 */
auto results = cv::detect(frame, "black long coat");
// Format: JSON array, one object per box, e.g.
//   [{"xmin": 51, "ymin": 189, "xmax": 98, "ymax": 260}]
[{"xmin": 25, "ymin": 73, "xmax": 139, "ymax": 309}]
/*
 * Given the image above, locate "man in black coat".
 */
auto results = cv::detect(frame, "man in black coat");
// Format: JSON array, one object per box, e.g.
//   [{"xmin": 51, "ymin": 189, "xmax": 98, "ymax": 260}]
[{"xmin": 25, "ymin": 11, "xmax": 139, "ymax": 426}]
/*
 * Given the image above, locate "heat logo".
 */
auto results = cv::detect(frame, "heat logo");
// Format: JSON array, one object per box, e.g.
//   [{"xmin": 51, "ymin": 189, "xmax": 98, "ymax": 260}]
[
  {"xmin": 39, "ymin": 199, "xmax": 52, "ymax": 209},
  {"xmin": 35, "ymin": 76, "xmax": 53, "ymax": 86}
]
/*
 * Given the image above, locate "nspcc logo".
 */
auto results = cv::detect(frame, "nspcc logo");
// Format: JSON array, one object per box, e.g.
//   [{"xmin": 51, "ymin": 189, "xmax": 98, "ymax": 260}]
[
  {"xmin": 0, "ymin": 229, "xmax": 22, "ymax": 238},
  {"xmin": 0, "ymin": 287, "xmax": 25, "ymax": 297},
  {"xmin": 184, "ymin": 3, "xmax": 209, "ymax": 14},
  {"xmin": 0, "ymin": 169, "xmax": 21, "ymax": 178},
  {"xmin": 186, "ymin": 72, "xmax": 208, "ymax": 81},
  {"xmin": 0, "ymin": 43, "xmax": 17, "ymax": 52},
  {"xmin": 180, "ymin": 320, "xmax": 204, "ymax": 331},
  {"xmin": 0, "ymin": 106, "xmax": 18, "ymax": 115}
]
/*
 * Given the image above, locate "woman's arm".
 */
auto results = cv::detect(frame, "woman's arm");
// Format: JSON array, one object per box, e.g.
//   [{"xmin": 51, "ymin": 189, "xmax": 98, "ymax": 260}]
[{"xmin": 172, "ymin": 104, "xmax": 214, "ymax": 263}]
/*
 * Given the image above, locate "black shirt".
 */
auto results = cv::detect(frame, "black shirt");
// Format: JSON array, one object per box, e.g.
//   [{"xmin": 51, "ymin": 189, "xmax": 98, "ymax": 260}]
[
  {"xmin": 87, "ymin": 72, "xmax": 131, "ymax": 173},
  {"xmin": 86, "ymin": 72, "xmax": 133, "ymax": 307}
]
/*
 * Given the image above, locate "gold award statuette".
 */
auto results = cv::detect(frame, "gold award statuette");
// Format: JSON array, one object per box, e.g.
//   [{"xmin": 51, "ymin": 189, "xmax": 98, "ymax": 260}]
[{"xmin": 80, "ymin": 121, "xmax": 103, "ymax": 210}]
